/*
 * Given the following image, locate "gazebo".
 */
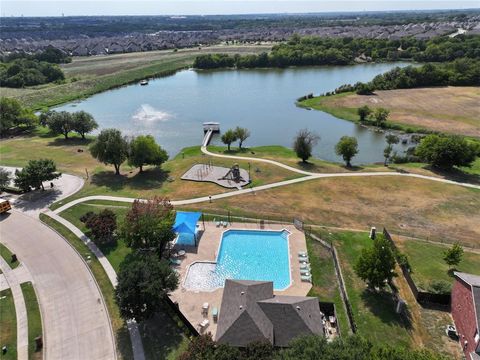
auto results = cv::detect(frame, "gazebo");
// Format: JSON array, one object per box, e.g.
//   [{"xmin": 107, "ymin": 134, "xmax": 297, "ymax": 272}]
[{"xmin": 173, "ymin": 211, "xmax": 203, "ymax": 246}]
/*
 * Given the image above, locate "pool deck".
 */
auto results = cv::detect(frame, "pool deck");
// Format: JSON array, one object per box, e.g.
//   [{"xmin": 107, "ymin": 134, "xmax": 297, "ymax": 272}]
[{"xmin": 169, "ymin": 221, "xmax": 312, "ymax": 338}]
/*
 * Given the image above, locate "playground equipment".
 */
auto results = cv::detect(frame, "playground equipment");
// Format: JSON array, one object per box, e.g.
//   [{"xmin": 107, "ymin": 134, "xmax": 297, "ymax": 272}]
[{"xmin": 219, "ymin": 163, "xmax": 246, "ymax": 184}]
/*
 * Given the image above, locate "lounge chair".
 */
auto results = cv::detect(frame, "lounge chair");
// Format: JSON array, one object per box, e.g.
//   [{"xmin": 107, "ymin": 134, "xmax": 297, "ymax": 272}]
[
  {"xmin": 202, "ymin": 302, "xmax": 209, "ymax": 315},
  {"xmin": 301, "ymin": 274, "xmax": 312, "ymax": 282},
  {"xmin": 215, "ymin": 219, "xmax": 221, "ymax": 227},
  {"xmin": 169, "ymin": 258, "xmax": 182, "ymax": 266},
  {"xmin": 298, "ymin": 251, "xmax": 308, "ymax": 257},
  {"xmin": 199, "ymin": 319, "xmax": 209, "ymax": 331},
  {"xmin": 300, "ymin": 263, "xmax": 311, "ymax": 270},
  {"xmin": 222, "ymin": 221, "xmax": 228, "ymax": 228},
  {"xmin": 212, "ymin": 307, "xmax": 218, "ymax": 322},
  {"xmin": 300, "ymin": 269, "xmax": 310, "ymax": 275},
  {"xmin": 298, "ymin": 257, "xmax": 309, "ymax": 263},
  {"xmin": 298, "ymin": 253, "xmax": 308, "ymax": 259}
]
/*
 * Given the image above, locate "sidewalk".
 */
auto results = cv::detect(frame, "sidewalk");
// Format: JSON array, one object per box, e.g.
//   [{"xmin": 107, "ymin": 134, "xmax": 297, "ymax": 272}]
[{"xmin": 0, "ymin": 256, "xmax": 30, "ymax": 360}]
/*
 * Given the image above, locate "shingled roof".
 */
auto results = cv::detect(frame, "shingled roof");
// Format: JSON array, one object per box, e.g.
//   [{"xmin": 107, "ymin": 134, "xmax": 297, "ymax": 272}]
[{"xmin": 215, "ymin": 279, "xmax": 323, "ymax": 347}]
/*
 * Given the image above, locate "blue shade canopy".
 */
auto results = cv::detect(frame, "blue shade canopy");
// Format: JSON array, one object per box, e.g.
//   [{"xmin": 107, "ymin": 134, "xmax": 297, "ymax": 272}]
[{"xmin": 173, "ymin": 211, "xmax": 202, "ymax": 235}]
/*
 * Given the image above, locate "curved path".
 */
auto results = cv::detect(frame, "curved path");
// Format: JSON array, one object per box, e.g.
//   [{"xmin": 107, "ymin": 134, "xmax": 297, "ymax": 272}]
[
  {"xmin": 0, "ymin": 210, "xmax": 116, "ymax": 360},
  {"xmin": 53, "ymin": 168, "xmax": 479, "ymax": 215}
]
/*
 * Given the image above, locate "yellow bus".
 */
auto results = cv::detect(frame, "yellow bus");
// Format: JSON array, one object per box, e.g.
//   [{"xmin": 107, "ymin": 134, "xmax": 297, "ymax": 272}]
[{"xmin": 0, "ymin": 200, "xmax": 12, "ymax": 214}]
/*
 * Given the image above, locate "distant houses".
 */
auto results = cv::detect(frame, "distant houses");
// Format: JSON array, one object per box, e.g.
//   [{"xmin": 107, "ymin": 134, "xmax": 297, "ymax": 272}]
[
  {"xmin": 215, "ymin": 279, "xmax": 324, "ymax": 347},
  {"xmin": 451, "ymin": 272, "xmax": 480, "ymax": 359}
]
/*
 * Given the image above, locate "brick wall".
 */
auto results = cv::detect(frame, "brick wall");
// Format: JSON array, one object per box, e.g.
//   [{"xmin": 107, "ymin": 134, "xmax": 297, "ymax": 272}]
[{"xmin": 451, "ymin": 278, "xmax": 478, "ymax": 357}]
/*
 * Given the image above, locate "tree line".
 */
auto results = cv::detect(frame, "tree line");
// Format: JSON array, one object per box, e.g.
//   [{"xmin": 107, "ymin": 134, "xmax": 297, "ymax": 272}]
[
  {"xmin": 193, "ymin": 35, "xmax": 480, "ymax": 69},
  {"xmin": 179, "ymin": 332, "xmax": 443, "ymax": 360},
  {"xmin": 0, "ymin": 46, "xmax": 69, "ymax": 88},
  {"xmin": 335, "ymin": 58, "xmax": 479, "ymax": 94}
]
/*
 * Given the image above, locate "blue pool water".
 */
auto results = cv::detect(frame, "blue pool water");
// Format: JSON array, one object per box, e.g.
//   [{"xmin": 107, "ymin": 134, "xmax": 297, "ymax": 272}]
[{"xmin": 184, "ymin": 229, "xmax": 291, "ymax": 291}]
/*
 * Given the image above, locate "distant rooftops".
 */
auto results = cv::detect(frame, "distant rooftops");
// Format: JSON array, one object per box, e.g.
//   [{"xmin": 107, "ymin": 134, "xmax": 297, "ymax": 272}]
[{"xmin": 215, "ymin": 279, "xmax": 323, "ymax": 347}]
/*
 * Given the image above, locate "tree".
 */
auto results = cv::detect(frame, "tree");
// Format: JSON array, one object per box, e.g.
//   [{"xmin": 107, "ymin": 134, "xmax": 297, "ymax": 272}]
[
  {"xmin": 357, "ymin": 105, "xmax": 372, "ymax": 122},
  {"xmin": 0, "ymin": 168, "xmax": 10, "ymax": 190},
  {"xmin": 335, "ymin": 136, "xmax": 359, "ymax": 167},
  {"xmin": 415, "ymin": 134, "xmax": 478, "ymax": 170},
  {"xmin": 0, "ymin": 97, "xmax": 37, "ymax": 133},
  {"xmin": 115, "ymin": 252, "xmax": 178, "ymax": 322},
  {"xmin": 89, "ymin": 128, "xmax": 129, "ymax": 175},
  {"xmin": 81, "ymin": 209, "xmax": 117, "ymax": 245},
  {"xmin": 384, "ymin": 134, "xmax": 399, "ymax": 165},
  {"xmin": 221, "ymin": 129, "xmax": 237, "ymax": 151},
  {"xmin": 46, "ymin": 111, "xmax": 74, "ymax": 139},
  {"xmin": 354, "ymin": 236, "xmax": 396, "ymax": 289},
  {"xmin": 234, "ymin": 126, "xmax": 251, "ymax": 149},
  {"xmin": 293, "ymin": 129, "xmax": 320, "ymax": 163},
  {"xmin": 373, "ymin": 107, "xmax": 390, "ymax": 126},
  {"xmin": 443, "ymin": 243, "xmax": 463, "ymax": 269},
  {"xmin": 72, "ymin": 111, "xmax": 98, "ymax": 139},
  {"xmin": 120, "ymin": 197, "xmax": 176, "ymax": 257},
  {"xmin": 128, "ymin": 135, "xmax": 168, "ymax": 172},
  {"xmin": 14, "ymin": 159, "xmax": 61, "ymax": 191}
]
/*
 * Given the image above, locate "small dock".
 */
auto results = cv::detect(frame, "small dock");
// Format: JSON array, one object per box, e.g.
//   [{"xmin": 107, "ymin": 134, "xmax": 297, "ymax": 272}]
[{"xmin": 202, "ymin": 122, "xmax": 220, "ymax": 147}]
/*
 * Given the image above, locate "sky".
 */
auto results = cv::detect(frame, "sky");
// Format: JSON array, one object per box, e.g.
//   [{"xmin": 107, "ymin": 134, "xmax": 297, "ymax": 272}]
[{"xmin": 1, "ymin": 0, "xmax": 479, "ymax": 17}]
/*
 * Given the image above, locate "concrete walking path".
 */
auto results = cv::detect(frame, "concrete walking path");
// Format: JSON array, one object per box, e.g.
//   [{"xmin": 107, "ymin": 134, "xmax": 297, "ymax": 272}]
[
  {"xmin": 45, "ymin": 211, "xmax": 146, "ymax": 360},
  {"xmin": 0, "ymin": 255, "xmax": 30, "ymax": 360}
]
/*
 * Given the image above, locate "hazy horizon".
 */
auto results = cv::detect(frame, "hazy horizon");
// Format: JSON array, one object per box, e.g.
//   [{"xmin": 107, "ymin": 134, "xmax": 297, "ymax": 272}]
[{"xmin": 1, "ymin": 1, "xmax": 479, "ymax": 17}]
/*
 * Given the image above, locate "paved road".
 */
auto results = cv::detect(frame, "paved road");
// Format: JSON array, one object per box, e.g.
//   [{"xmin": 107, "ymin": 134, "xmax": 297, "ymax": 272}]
[
  {"xmin": 0, "ymin": 211, "xmax": 116, "ymax": 360},
  {"xmin": 0, "ymin": 166, "xmax": 84, "ymax": 218}
]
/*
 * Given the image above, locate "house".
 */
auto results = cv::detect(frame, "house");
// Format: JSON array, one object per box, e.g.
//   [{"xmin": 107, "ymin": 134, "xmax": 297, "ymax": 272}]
[
  {"xmin": 215, "ymin": 279, "xmax": 323, "ymax": 347},
  {"xmin": 452, "ymin": 272, "xmax": 480, "ymax": 360}
]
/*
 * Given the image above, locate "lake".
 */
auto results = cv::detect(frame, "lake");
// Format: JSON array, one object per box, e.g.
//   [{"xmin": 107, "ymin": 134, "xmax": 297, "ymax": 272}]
[{"xmin": 57, "ymin": 63, "xmax": 410, "ymax": 164}]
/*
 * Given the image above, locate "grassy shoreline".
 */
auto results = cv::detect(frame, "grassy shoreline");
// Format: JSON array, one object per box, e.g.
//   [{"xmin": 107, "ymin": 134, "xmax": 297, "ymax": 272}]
[{"xmin": 1, "ymin": 45, "xmax": 271, "ymax": 110}]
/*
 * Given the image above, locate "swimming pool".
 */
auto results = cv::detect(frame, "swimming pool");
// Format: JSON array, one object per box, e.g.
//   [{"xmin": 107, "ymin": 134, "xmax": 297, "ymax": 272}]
[{"xmin": 183, "ymin": 229, "xmax": 291, "ymax": 291}]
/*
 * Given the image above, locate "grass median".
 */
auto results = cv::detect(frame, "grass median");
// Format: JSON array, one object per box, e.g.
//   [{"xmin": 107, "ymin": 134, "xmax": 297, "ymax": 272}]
[
  {"xmin": 20, "ymin": 282, "xmax": 43, "ymax": 360},
  {"xmin": 0, "ymin": 288, "xmax": 17, "ymax": 360},
  {"xmin": 0, "ymin": 242, "xmax": 20, "ymax": 271}
]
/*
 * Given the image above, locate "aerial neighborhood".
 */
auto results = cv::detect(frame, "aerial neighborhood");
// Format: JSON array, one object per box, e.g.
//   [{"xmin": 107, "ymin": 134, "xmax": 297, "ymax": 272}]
[{"xmin": 0, "ymin": 4, "xmax": 479, "ymax": 360}]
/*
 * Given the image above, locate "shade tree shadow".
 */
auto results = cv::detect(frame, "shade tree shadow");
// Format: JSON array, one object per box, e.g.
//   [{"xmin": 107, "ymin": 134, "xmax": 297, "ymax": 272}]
[
  {"xmin": 90, "ymin": 168, "xmax": 171, "ymax": 192},
  {"xmin": 47, "ymin": 137, "xmax": 94, "ymax": 147},
  {"xmin": 360, "ymin": 288, "xmax": 413, "ymax": 330}
]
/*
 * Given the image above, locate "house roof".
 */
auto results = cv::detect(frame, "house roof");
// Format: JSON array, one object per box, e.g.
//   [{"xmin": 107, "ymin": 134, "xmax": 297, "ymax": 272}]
[
  {"xmin": 216, "ymin": 279, "xmax": 323, "ymax": 347},
  {"xmin": 455, "ymin": 272, "xmax": 480, "ymax": 335},
  {"xmin": 258, "ymin": 296, "xmax": 323, "ymax": 347},
  {"xmin": 216, "ymin": 280, "xmax": 274, "ymax": 347},
  {"xmin": 455, "ymin": 272, "xmax": 480, "ymax": 288}
]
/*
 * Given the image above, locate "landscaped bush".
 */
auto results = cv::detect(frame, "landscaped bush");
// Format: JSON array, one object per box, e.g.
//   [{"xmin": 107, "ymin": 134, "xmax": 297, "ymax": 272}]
[
  {"xmin": 81, "ymin": 209, "xmax": 117, "ymax": 245},
  {"xmin": 427, "ymin": 280, "xmax": 451, "ymax": 295}
]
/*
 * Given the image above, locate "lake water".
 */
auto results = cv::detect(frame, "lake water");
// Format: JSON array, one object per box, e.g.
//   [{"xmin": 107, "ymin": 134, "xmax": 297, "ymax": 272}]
[{"xmin": 57, "ymin": 63, "xmax": 410, "ymax": 164}]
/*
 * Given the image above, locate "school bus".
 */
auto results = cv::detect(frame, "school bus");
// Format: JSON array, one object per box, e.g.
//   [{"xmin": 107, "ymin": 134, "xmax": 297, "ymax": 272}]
[{"xmin": 0, "ymin": 200, "xmax": 12, "ymax": 214}]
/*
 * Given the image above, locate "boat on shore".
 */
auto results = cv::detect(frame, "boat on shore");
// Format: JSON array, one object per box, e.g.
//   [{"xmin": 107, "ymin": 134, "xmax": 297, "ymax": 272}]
[{"xmin": 140, "ymin": 79, "xmax": 149, "ymax": 86}]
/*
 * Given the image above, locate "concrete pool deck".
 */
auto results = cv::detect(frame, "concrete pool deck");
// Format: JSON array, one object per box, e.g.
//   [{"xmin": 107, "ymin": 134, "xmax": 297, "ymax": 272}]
[{"xmin": 168, "ymin": 221, "xmax": 311, "ymax": 338}]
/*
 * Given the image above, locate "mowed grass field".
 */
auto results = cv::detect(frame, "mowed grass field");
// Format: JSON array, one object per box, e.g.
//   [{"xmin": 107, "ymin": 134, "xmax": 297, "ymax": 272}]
[
  {"xmin": 0, "ymin": 45, "xmax": 271, "ymax": 109},
  {"xmin": 301, "ymin": 87, "xmax": 480, "ymax": 137},
  {"xmin": 395, "ymin": 237, "xmax": 480, "ymax": 290},
  {"xmin": 186, "ymin": 175, "xmax": 480, "ymax": 247},
  {"xmin": 0, "ymin": 288, "xmax": 17, "ymax": 360}
]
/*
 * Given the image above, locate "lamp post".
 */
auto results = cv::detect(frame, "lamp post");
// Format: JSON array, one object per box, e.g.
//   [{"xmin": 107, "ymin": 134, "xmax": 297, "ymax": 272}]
[{"xmin": 248, "ymin": 162, "xmax": 251, "ymax": 180}]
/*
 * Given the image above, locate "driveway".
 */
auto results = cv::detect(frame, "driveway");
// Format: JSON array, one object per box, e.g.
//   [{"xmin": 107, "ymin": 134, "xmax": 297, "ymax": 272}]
[
  {"xmin": 0, "ymin": 210, "xmax": 116, "ymax": 360},
  {"xmin": 0, "ymin": 166, "xmax": 84, "ymax": 217}
]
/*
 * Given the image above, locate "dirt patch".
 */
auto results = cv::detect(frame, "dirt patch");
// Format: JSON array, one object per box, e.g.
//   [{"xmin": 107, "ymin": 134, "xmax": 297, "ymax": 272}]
[{"xmin": 322, "ymin": 87, "xmax": 480, "ymax": 137}]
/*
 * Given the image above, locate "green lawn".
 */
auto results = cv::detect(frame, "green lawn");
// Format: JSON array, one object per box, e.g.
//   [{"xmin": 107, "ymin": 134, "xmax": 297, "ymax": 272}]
[
  {"xmin": 59, "ymin": 203, "xmax": 131, "ymax": 272},
  {"xmin": 0, "ymin": 242, "xmax": 20, "ymax": 270},
  {"xmin": 305, "ymin": 234, "xmax": 349, "ymax": 335},
  {"xmin": 0, "ymin": 288, "xmax": 17, "ymax": 360},
  {"xmin": 396, "ymin": 238, "xmax": 480, "ymax": 292},
  {"xmin": 312, "ymin": 229, "xmax": 413, "ymax": 348},
  {"xmin": 20, "ymin": 282, "xmax": 43, "ymax": 360}
]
